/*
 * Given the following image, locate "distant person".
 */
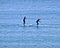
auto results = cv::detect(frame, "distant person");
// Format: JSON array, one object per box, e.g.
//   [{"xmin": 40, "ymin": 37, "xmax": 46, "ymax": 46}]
[
  {"xmin": 36, "ymin": 19, "xmax": 40, "ymax": 27},
  {"xmin": 23, "ymin": 16, "xmax": 26, "ymax": 26}
]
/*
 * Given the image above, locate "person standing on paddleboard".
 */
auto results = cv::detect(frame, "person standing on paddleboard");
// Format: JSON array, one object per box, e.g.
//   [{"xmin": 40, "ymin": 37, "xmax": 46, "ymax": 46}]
[
  {"xmin": 36, "ymin": 19, "xmax": 40, "ymax": 27},
  {"xmin": 23, "ymin": 16, "xmax": 26, "ymax": 26}
]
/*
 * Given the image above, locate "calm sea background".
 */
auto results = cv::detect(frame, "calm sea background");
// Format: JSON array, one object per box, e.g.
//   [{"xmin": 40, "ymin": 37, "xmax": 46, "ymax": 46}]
[{"xmin": 0, "ymin": 0, "xmax": 60, "ymax": 48}]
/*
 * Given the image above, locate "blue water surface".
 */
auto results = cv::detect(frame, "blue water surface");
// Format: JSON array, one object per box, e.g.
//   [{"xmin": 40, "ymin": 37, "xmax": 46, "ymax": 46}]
[{"xmin": 0, "ymin": 0, "xmax": 60, "ymax": 48}]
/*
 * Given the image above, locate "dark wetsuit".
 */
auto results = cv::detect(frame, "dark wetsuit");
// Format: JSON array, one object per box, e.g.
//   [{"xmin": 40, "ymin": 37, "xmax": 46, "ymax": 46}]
[
  {"xmin": 36, "ymin": 19, "xmax": 40, "ymax": 26},
  {"xmin": 23, "ymin": 17, "xmax": 26, "ymax": 26}
]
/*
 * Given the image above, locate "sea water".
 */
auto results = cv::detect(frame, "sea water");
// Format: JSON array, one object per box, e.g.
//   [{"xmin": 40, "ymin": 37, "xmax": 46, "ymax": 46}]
[{"xmin": 0, "ymin": 0, "xmax": 60, "ymax": 48}]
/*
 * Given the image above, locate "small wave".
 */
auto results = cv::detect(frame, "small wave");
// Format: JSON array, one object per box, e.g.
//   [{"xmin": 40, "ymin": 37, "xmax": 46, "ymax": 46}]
[{"xmin": 0, "ymin": 23, "xmax": 60, "ymax": 29}]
